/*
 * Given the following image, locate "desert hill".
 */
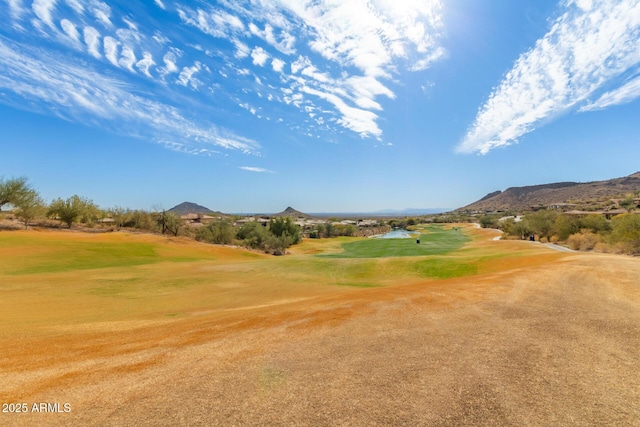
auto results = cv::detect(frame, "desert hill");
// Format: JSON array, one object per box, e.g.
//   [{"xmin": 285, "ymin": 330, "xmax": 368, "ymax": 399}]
[
  {"xmin": 458, "ymin": 171, "xmax": 640, "ymax": 212},
  {"xmin": 272, "ymin": 206, "xmax": 315, "ymax": 218},
  {"xmin": 168, "ymin": 201, "xmax": 217, "ymax": 215}
]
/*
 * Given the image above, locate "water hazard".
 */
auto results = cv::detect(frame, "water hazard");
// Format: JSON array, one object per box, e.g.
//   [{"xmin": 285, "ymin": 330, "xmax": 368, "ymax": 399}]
[{"xmin": 376, "ymin": 229, "xmax": 417, "ymax": 239}]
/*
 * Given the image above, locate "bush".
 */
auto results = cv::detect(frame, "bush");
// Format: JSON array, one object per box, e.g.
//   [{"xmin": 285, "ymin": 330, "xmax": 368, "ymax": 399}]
[
  {"xmin": 567, "ymin": 234, "xmax": 582, "ymax": 250},
  {"xmin": 580, "ymin": 232, "xmax": 599, "ymax": 250},
  {"xmin": 580, "ymin": 214, "xmax": 611, "ymax": 234},
  {"xmin": 610, "ymin": 213, "xmax": 640, "ymax": 254},
  {"xmin": 196, "ymin": 220, "xmax": 235, "ymax": 244},
  {"xmin": 567, "ymin": 232, "xmax": 599, "ymax": 251}
]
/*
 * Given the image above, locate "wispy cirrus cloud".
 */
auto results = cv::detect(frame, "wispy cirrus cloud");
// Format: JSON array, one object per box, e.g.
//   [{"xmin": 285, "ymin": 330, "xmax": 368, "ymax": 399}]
[
  {"xmin": 0, "ymin": 37, "xmax": 259, "ymax": 154},
  {"xmin": 239, "ymin": 166, "xmax": 273, "ymax": 173},
  {"xmin": 176, "ymin": 0, "xmax": 445, "ymax": 141},
  {"xmin": 0, "ymin": 0, "xmax": 446, "ymax": 156},
  {"xmin": 459, "ymin": 0, "xmax": 640, "ymax": 155},
  {"xmin": 581, "ymin": 74, "xmax": 640, "ymax": 111}
]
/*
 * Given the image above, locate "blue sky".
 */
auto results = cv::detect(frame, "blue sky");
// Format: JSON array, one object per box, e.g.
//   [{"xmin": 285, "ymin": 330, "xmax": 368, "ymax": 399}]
[{"xmin": 1, "ymin": 0, "xmax": 639, "ymax": 213}]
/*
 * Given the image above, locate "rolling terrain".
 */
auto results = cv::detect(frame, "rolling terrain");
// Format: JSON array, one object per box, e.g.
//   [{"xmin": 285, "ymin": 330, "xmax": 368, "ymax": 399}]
[
  {"xmin": 459, "ymin": 171, "xmax": 640, "ymax": 212},
  {"xmin": 1, "ymin": 226, "xmax": 639, "ymax": 425}
]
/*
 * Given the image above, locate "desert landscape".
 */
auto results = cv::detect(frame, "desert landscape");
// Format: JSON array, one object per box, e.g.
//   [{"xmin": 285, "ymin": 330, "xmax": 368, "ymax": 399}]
[{"xmin": 1, "ymin": 224, "xmax": 638, "ymax": 426}]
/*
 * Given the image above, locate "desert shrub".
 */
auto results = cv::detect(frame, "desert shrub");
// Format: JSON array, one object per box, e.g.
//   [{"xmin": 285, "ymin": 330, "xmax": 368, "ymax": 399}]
[
  {"xmin": 610, "ymin": 213, "xmax": 640, "ymax": 254},
  {"xmin": 579, "ymin": 214, "xmax": 611, "ymax": 234},
  {"xmin": 554, "ymin": 214, "xmax": 580, "ymax": 240},
  {"xmin": 123, "ymin": 210, "xmax": 156, "ymax": 231},
  {"xmin": 479, "ymin": 215, "xmax": 500, "ymax": 229},
  {"xmin": 567, "ymin": 234, "xmax": 583, "ymax": 250},
  {"xmin": 196, "ymin": 220, "xmax": 235, "ymax": 244},
  {"xmin": 593, "ymin": 242, "xmax": 612, "ymax": 253},
  {"xmin": 539, "ymin": 236, "xmax": 549, "ymax": 243},
  {"xmin": 47, "ymin": 195, "xmax": 99, "ymax": 228},
  {"xmin": 525, "ymin": 210, "xmax": 557, "ymax": 241},
  {"xmin": 237, "ymin": 222, "xmax": 270, "ymax": 249},
  {"xmin": 269, "ymin": 217, "xmax": 302, "ymax": 244},
  {"xmin": 580, "ymin": 232, "xmax": 599, "ymax": 250},
  {"xmin": 549, "ymin": 235, "xmax": 559, "ymax": 244}
]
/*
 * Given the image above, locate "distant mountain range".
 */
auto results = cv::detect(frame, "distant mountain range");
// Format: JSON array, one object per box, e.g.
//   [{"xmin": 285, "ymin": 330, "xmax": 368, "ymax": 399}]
[
  {"xmin": 168, "ymin": 202, "xmax": 447, "ymax": 218},
  {"xmin": 458, "ymin": 171, "xmax": 640, "ymax": 212}
]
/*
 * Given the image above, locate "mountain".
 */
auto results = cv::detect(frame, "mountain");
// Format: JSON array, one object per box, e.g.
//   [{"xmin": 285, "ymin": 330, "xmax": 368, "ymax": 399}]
[
  {"xmin": 458, "ymin": 172, "xmax": 640, "ymax": 212},
  {"xmin": 272, "ymin": 207, "xmax": 315, "ymax": 218},
  {"xmin": 168, "ymin": 202, "xmax": 216, "ymax": 215}
]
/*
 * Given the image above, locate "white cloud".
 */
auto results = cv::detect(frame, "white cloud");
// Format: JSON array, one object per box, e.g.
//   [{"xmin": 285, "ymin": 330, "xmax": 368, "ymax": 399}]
[
  {"xmin": 160, "ymin": 50, "xmax": 181, "ymax": 75},
  {"xmin": 91, "ymin": 1, "xmax": 112, "ymax": 27},
  {"xmin": 173, "ymin": 1, "xmax": 445, "ymax": 142},
  {"xmin": 301, "ymin": 86, "xmax": 381, "ymax": 138},
  {"xmin": 271, "ymin": 58, "xmax": 285, "ymax": 73},
  {"xmin": 177, "ymin": 62, "xmax": 204, "ymax": 88},
  {"xmin": 122, "ymin": 17, "xmax": 138, "ymax": 31},
  {"xmin": 459, "ymin": 0, "xmax": 640, "ymax": 154},
  {"xmin": 119, "ymin": 45, "xmax": 136, "ymax": 72},
  {"xmin": 239, "ymin": 166, "xmax": 273, "ymax": 173},
  {"xmin": 177, "ymin": 6, "xmax": 244, "ymax": 38},
  {"xmin": 250, "ymin": 46, "xmax": 269, "ymax": 66},
  {"xmin": 7, "ymin": 0, "xmax": 28, "ymax": 21},
  {"xmin": 153, "ymin": 31, "xmax": 170, "ymax": 45},
  {"xmin": 154, "ymin": 0, "xmax": 166, "ymax": 10},
  {"xmin": 581, "ymin": 74, "xmax": 640, "ymax": 111},
  {"xmin": 60, "ymin": 18, "xmax": 80, "ymax": 43},
  {"xmin": 83, "ymin": 26, "xmax": 101, "ymax": 58},
  {"xmin": 233, "ymin": 39, "xmax": 250, "ymax": 59},
  {"xmin": 249, "ymin": 22, "xmax": 296, "ymax": 55},
  {"xmin": 64, "ymin": 0, "xmax": 84, "ymax": 14},
  {"xmin": 32, "ymin": 0, "xmax": 57, "ymax": 28},
  {"xmin": 136, "ymin": 52, "xmax": 155, "ymax": 78},
  {"xmin": 103, "ymin": 36, "xmax": 119, "ymax": 66},
  {"xmin": 0, "ymin": 38, "xmax": 259, "ymax": 154}
]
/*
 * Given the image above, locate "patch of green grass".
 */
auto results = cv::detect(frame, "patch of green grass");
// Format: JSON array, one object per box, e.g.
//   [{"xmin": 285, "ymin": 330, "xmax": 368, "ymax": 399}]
[
  {"xmin": 1, "ymin": 235, "xmax": 209, "ymax": 275},
  {"xmin": 320, "ymin": 225, "xmax": 470, "ymax": 258},
  {"xmin": 7, "ymin": 242, "xmax": 160, "ymax": 275},
  {"xmin": 413, "ymin": 258, "xmax": 478, "ymax": 279}
]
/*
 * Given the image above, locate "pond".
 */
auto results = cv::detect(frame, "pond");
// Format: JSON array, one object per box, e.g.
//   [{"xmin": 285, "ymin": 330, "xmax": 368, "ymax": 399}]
[{"xmin": 376, "ymin": 229, "xmax": 418, "ymax": 239}]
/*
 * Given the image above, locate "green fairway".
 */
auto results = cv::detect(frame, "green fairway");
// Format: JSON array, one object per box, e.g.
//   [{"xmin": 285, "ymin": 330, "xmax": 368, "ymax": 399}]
[
  {"xmin": 320, "ymin": 225, "xmax": 470, "ymax": 258},
  {"xmin": 0, "ymin": 233, "xmax": 208, "ymax": 275}
]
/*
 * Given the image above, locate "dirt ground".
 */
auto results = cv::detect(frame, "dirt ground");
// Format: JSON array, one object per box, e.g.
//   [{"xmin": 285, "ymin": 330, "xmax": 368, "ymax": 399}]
[{"xmin": 1, "ymin": 234, "xmax": 639, "ymax": 426}]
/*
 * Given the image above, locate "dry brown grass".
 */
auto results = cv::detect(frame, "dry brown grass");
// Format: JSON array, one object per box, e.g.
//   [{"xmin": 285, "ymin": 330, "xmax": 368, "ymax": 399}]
[{"xmin": 1, "ymin": 227, "xmax": 639, "ymax": 426}]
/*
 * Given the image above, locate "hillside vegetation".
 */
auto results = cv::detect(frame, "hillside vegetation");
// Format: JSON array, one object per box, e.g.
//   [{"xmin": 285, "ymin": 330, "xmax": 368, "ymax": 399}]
[{"xmin": 459, "ymin": 171, "xmax": 640, "ymax": 212}]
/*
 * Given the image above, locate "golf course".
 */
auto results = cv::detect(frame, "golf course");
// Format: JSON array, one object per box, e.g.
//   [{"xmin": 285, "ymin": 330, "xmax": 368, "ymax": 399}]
[{"xmin": 1, "ymin": 224, "xmax": 639, "ymax": 425}]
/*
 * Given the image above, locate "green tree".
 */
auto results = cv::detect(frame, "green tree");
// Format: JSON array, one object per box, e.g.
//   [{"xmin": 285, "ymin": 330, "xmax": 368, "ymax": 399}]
[
  {"xmin": 620, "ymin": 196, "xmax": 636, "ymax": 212},
  {"xmin": 13, "ymin": 189, "xmax": 45, "ymax": 229},
  {"xmin": 0, "ymin": 176, "xmax": 31, "ymax": 211},
  {"xmin": 479, "ymin": 215, "xmax": 499, "ymax": 229},
  {"xmin": 269, "ymin": 217, "xmax": 301, "ymax": 244},
  {"xmin": 109, "ymin": 206, "xmax": 128, "ymax": 230},
  {"xmin": 47, "ymin": 195, "xmax": 98, "ymax": 228},
  {"xmin": 610, "ymin": 213, "xmax": 640, "ymax": 254},
  {"xmin": 157, "ymin": 210, "xmax": 183, "ymax": 236},
  {"xmin": 554, "ymin": 214, "xmax": 580, "ymax": 240},
  {"xmin": 237, "ymin": 221, "xmax": 270, "ymax": 249},
  {"xmin": 524, "ymin": 210, "xmax": 557, "ymax": 241},
  {"xmin": 324, "ymin": 221, "xmax": 334, "ymax": 238},
  {"xmin": 196, "ymin": 220, "xmax": 235, "ymax": 244},
  {"xmin": 579, "ymin": 214, "xmax": 611, "ymax": 234},
  {"xmin": 500, "ymin": 218, "xmax": 532, "ymax": 240}
]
